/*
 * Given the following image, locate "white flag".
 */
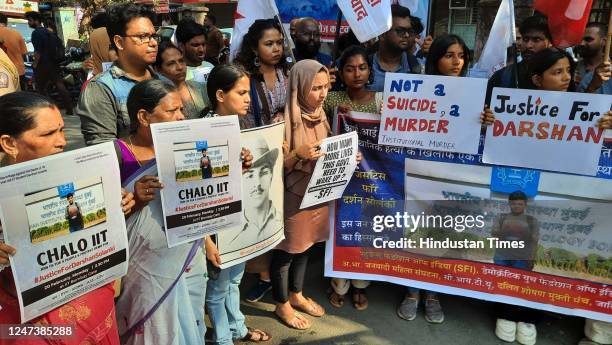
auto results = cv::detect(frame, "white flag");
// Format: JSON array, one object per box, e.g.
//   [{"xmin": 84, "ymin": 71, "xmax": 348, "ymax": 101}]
[
  {"xmin": 337, "ymin": 0, "xmax": 392, "ymax": 43},
  {"xmin": 229, "ymin": 0, "xmax": 280, "ymax": 62},
  {"xmin": 472, "ymin": 0, "xmax": 515, "ymax": 78}
]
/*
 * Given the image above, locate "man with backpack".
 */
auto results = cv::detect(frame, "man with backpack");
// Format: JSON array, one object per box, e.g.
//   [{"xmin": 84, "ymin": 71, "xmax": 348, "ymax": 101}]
[{"xmin": 26, "ymin": 11, "xmax": 73, "ymax": 114}]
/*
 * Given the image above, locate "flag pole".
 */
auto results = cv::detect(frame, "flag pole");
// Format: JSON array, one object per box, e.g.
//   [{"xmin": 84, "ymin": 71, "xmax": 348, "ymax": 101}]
[
  {"xmin": 332, "ymin": 8, "xmax": 343, "ymax": 63},
  {"xmin": 508, "ymin": 0, "xmax": 519, "ymax": 88},
  {"xmin": 604, "ymin": 9, "xmax": 611, "ymax": 63}
]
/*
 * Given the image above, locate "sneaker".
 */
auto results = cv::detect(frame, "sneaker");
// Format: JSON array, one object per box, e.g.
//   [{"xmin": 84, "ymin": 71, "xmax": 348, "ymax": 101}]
[
  {"xmin": 495, "ymin": 318, "xmax": 517, "ymax": 342},
  {"xmin": 397, "ymin": 297, "xmax": 418, "ymax": 321},
  {"xmin": 516, "ymin": 322, "xmax": 537, "ymax": 345},
  {"xmin": 245, "ymin": 280, "xmax": 272, "ymax": 302},
  {"xmin": 578, "ymin": 339, "xmax": 601, "ymax": 345},
  {"xmin": 424, "ymin": 299, "xmax": 444, "ymax": 324}
]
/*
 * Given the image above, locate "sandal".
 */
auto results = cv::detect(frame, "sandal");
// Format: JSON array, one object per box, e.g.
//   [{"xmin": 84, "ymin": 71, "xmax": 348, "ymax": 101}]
[
  {"xmin": 328, "ymin": 291, "xmax": 345, "ymax": 308},
  {"xmin": 241, "ymin": 327, "xmax": 272, "ymax": 342},
  {"xmin": 291, "ymin": 297, "xmax": 325, "ymax": 317},
  {"xmin": 352, "ymin": 288, "xmax": 368, "ymax": 311},
  {"xmin": 274, "ymin": 310, "xmax": 311, "ymax": 330}
]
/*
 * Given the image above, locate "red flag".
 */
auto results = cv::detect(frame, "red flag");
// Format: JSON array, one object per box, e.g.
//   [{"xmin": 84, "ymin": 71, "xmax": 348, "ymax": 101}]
[{"xmin": 533, "ymin": 0, "xmax": 593, "ymax": 48}]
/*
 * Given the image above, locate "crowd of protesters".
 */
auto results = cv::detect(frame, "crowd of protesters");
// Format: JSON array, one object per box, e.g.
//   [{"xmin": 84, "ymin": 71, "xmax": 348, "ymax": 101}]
[{"xmin": 0, "ymin": 2, "xmax": 611, "ymax": 345}]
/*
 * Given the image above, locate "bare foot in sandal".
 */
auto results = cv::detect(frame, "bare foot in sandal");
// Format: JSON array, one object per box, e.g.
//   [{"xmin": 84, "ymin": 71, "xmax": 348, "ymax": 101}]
[
  {"xmin": 241, "ymin": 327, "xmax": 272, "ymax": 342},
  {"xmin": 275, "ymin": 303, "xmax": 311, "ymax": 330},
  {"xmin": 328, "ymin": 291, "xmax": 344, "ymax": 308},
  {"xmin": 352, "ymin": 288, "xmax": 368, "ymax": 311},
  {"xmin": 289, "ymin": 293, "xmax": 325, "ymax": 317}
]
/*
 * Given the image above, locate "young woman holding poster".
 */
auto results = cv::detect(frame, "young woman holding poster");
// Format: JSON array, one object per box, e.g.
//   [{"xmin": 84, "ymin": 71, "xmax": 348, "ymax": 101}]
[
  {"xmin": 234, "ymin": 19, "xmax": 290, "ymax": 303},
  {"xmin": 323, "ymin": 45, "xmax": 378, "ymax": 311},
  {"xmin": 201, "ymin": 63, "xmax": 273, "ymax": 344},
  {"xmin": 270, "ymin": 59, "xmax": 361, "ymax": 330},
  {"xmin": 153, "ymin": 41, "xmax": 209, "ymax": 120},
  {"xmin": 394, "ymin": 34, "xmax": 490, "ymax": 325},
  {"xmin": 482, "ymin": 48, "xmax": 611, "ymax": 345},
  {"xmin": 0, "ymin": 91, "xmax": 136, "ymax": 345},
  {"xmin": 114, "ymin": 79, "xmax": 211, "ymax": 345}
]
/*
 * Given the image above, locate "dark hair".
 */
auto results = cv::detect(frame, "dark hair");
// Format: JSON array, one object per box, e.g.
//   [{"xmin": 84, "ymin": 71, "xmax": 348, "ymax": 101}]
[
  {"xmin": 153, "ymin": 40, "xmax": 182, "ymax": 68},
  {"xmin": 176, "ymin": 19, "xmax": 206, "ymax": 45},
  {"xmin": 337, "ymin": 30, "xmax": 360, "ymax": 54},
  {"xmin": 90, "ymin": 12, "xmax": 109, "ymax": 29},
  {"xmin": 234, "ymin": 19, "xmax": 289, "ymax": 78},
  {"xmin": 337, "ymin": 45, "xmax": 374, "ymax": 87},
  {"xmin": 391, "ymin": 4, "xmax": 411, "ymax": 19},
  {"xmin": 206, "ymin": 14, "xmax": 216, "ymax": 25},
  {"xmin": 586, "ymin": 22, "xmax": 608, "ymax": 37},
  {"xmin": 519, "ymin": 15, "xmax": 552, "ymax": 41},
  {"xmin": 410, "ymin": 15, "xmax": 424, "ymax": 35},
  {"xmin": 0, "ymin": 92, "xmax": 57, "ymax": 149},
  {"xmin": 127, "ymin": 80, "xmax": 178, "ymax": 132},
  {"xmin": 206, "ymin": 64, "xmax": 248, "ymax": 111},
  {"xmin": 509, "ymin": 191, "xmax": 528, "ymax": 201},
  {"xmin": 525, "ymin": 48, "xmax": 576, "ymax": 91},
  {"xmin": 0, "ymin": 13, "xmax": 7, "ymax": 25},
  {"xmin": 25, "ymin": 11, "xmax": 42, "ymax": 23},
  {"xmin": 106, "ymin": 3, "xmax": 155, "ymax": 48},
  {"xmin": 425, "ymin": 34, "xmax": 471, "ymax": 76},
  {"xmin": 66, "ymin": 193, "xmax": 74, "ymax": 198}
]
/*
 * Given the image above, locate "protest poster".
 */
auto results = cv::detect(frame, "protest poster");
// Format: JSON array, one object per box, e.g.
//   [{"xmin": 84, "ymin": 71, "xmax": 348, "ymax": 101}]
[
  {"xmin": 325, "ymin": 111, "xmax": 612, "ymax": 322},
  {"xmin": 0, "ymin": 142, "xmax": 128, "ymax": 322},
  {"xmin": 378, "ymin": 73, "xmax": 487, "ymax": 154},
  {"xmin": 151, "ymin": 117, "xmax": 243, "ymax": 248},
  {"xmin": 216, "ymin": 123, "xmax": 285, "ymax": 269},
  {"xmin": 483, "ymin": 88, "xmax": 611, "ymax": 175},
  {"xmin": 337, "ymin": 0, "xmax": 391, "ymax": 43},
  {"xmin": 300, "ymin": 131, "xmax": 359, "ymax": 209}
]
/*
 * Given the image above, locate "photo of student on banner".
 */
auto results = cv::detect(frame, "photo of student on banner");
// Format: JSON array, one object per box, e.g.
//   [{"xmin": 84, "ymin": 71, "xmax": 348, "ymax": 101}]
[
  {"xmin": 200, "ymin": 144, "xmax": 214, "ymax": 179},
  {"xmin": 65, "ymin": 193, "xmax": 84, "ymax": 233}
]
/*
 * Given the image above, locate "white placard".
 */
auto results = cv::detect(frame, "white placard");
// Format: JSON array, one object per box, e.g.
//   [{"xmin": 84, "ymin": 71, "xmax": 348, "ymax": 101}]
[
  {"xmin": 337, "ymin": 0, "xmax": 392, "ymax": 43},
  {"xmin": 0, "ymin": 142, "xmax": 128, "ymax": 322},
  {"xmin": 151, "ymin": 117, "xmax": 243, "ymax": 248},
  {"xmin": 378, "ymin": 73, "xmax": 487, "ymax": 154},
  {"xmin": 300, "ymin": 131, "xmax": 359, "ymax": 209},
  {"xmin": 483, "ymin": 88, "xmax": 611, "ymax": 175}
]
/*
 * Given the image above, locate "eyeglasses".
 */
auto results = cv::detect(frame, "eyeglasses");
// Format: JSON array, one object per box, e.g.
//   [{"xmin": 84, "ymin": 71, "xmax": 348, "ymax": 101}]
[
  {"xmin": 125, "ymin": 33, "xmax": 160, "ymax": 45},
  {"xmin": 393, "ymin": 27, "xmax": 416, "ymax": 37}
]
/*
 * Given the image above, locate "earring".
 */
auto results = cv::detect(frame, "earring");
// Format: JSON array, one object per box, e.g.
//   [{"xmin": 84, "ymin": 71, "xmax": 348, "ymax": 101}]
[{"xmin": 254, "ymin": 55, "xmax": 261, "ymax": 67}]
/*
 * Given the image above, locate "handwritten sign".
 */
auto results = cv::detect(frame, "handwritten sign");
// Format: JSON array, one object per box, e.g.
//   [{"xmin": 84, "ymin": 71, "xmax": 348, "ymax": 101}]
[
  {"xmin": 483, "ymin": 88, "xmax": 611, "ymax": 175},
  {"xmin": 378, "ymin": 73, "xmax": 487, "ymax": 154},
  {"xmin": 301, "ymin": 131, "xmax": 359, "ymax": 209}
]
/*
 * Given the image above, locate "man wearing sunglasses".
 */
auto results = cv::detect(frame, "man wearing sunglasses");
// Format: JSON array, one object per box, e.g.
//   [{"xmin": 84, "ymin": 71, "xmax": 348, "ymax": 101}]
[
  {"xmin": 77, "ymin": 3, "xmax": 160, "ymax": 146},
  {"xmin": 368, "ymin": 4, "xmax": 420, "ymax": 92}
]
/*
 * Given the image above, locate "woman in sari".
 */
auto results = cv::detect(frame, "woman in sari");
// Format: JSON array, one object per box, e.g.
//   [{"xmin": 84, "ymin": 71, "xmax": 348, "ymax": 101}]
[
  {"xmin": 114, "ymin": 79, "xmax": 218, "ymax": 345},
  {"xmin": 0, "ymin": 91, "xmax": 135, "ymax": 345}
]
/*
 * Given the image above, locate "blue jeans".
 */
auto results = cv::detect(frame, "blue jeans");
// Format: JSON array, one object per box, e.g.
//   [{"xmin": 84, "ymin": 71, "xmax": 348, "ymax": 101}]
[{"xmin": 206, "ymin": 262, "xmax": 248, "ymax": 345}]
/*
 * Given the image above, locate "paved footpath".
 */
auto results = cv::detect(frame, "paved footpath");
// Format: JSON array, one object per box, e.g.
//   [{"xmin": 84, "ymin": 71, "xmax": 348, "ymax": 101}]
[{"xmin": 63, "ymin": 113, "xmax": 586, "ymax": 345}]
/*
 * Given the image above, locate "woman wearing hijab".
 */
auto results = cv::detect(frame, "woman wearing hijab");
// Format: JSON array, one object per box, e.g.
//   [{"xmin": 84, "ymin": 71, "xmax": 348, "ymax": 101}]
[{"xmin": 270, "ymin": 59, "xmax": 333, "ymax": 330}]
